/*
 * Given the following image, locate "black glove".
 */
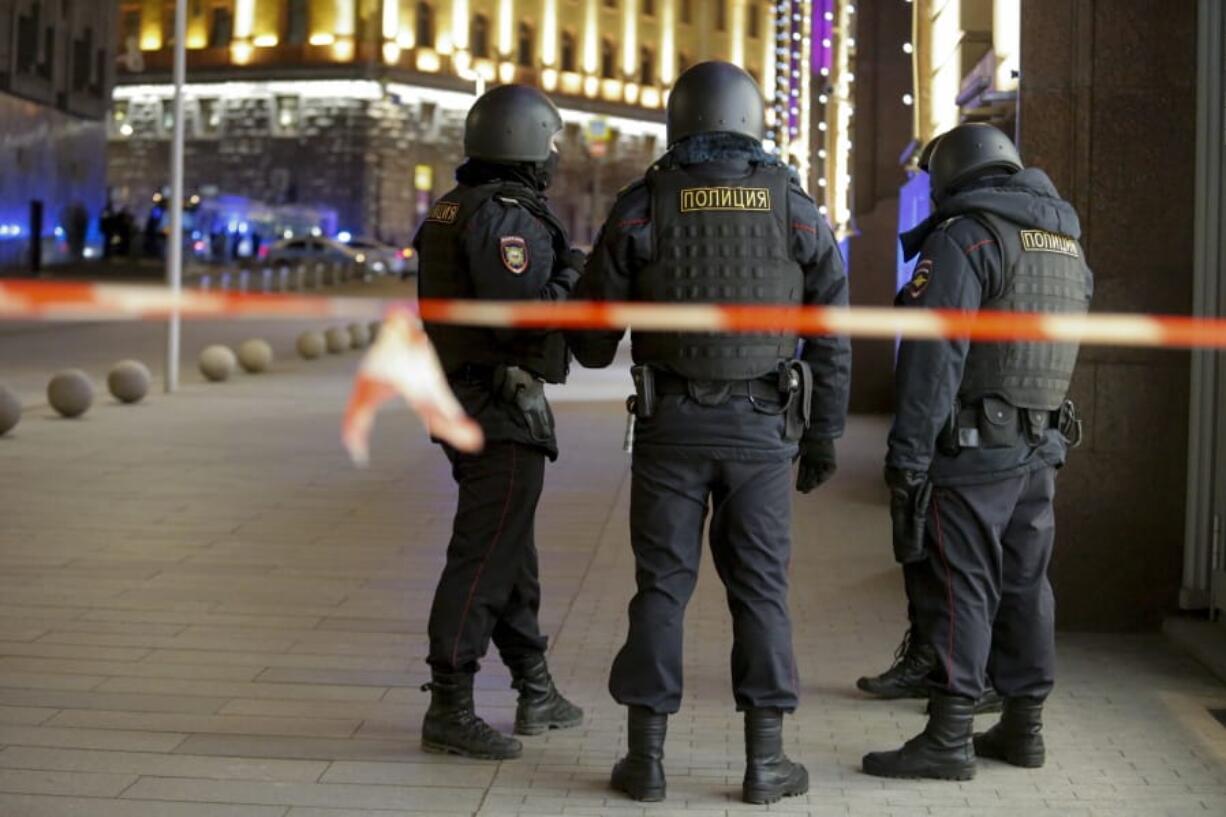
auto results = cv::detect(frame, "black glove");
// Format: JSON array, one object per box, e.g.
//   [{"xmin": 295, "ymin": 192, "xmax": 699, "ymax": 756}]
[
  {"xmin": 885, "ymin": 466, "xmax": 933, "ymax": 564},
  {"xmin": 565, "ymin": 247, "xmax": 588, "ymax": 273},
  {"xmin": 795, "ymin": 438, "xmax": 837, "ymax": 493}
]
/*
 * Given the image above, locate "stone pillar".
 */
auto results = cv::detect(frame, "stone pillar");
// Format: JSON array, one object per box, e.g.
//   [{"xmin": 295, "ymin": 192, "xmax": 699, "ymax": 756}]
[
  {"xmin": 847, "ymin": 0, "xmax": 913, "ymax": 413},
  {"xmin": 1020, "ymin": 0, "xmax": 1198, "ymax": 629}
]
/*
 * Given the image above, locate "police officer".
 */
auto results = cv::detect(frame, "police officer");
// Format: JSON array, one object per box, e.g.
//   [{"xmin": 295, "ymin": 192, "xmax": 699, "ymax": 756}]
[
  {"xmin": 855, "ymin": 138, "xmax": 1000, "ymax": 717},
  {"xmin": 862, "ymin": 123, "xmax": 1092, "ymax": 780},
  {"xmin": 571, "ymin": 61, "xmax": 851, "ymax": 804},
  {"xmin": 414, "ymin": 84, "xmax": 584, "ymax": 761}
]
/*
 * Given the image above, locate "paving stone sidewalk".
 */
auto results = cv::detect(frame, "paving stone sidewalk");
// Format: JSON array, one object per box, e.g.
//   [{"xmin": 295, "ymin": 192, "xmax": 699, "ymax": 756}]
[{"xmin": 1, "ymin": 322, "xmax": 1225, "ymax": 817}]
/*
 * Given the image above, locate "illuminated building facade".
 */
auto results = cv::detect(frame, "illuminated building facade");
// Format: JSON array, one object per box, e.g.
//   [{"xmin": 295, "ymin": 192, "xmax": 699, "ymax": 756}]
[
  {"xmin": 108, "ymin": 0, "xmax": 786, "ymax": 245},
  {"xmin": 0, "ymin": 1, "xmax": 117, "ymax": 271}
]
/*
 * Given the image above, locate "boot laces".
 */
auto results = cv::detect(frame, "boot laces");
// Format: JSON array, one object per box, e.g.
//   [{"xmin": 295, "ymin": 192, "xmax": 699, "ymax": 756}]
[{"xmin": 889, "ymin": 629, "xmax": 916, "ymax": 671}]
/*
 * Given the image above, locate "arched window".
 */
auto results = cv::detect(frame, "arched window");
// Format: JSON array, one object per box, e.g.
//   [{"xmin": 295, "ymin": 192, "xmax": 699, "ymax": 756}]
[
  {"xmin": 716, "ymin": 0, "xmax": 727, "ymax": 31},
  {"xmin": 560, "ymin": 30, "xmax": 576, "ymax": 72},
  {"xmin": 639, "ymin": 46, "xmax": 654, "ymax": 85},
  {"xmin": 471, "ymin": 15, "xmax": 490, "ymax": 58},
  {"xmin": 681, "ymin": 0, "xmax": 692, "ymax": 24},
  {"xmin": 600, "ymin": 37, "xmax": 615, "ymax": 79},
  {"xmin": 643, "ymin": 0, "xmax": 655, "ymax": 15},
  {"xmin": 748, "ymin": 2, "xmax": 760, "ymax": 39},
  {"xmin": 517, "ymin": 21, "xmax": 533, "ymax": 66},
  {"xmin": 416, "ymin": 3, "xmax": 434, "ymax": 48}
]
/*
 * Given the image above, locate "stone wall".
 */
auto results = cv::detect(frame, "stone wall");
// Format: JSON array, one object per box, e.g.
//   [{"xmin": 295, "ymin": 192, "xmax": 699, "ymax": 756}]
[{"xmin": 1020, "ymin": 0, "xmax": 1199, "ymax": 629}]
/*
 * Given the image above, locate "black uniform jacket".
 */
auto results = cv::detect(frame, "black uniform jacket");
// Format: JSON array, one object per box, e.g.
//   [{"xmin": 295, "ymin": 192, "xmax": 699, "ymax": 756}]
[
  {"xmin": 888, "ymin": 169, "xmax": 1095, "ymax": 486},
  {"xmin": 415, "ymin": 182, "xmax": 580, "ymax": 459},
  {"xmin": 570, "ymin": 156, "xmax": 851, "ymax": 460}
]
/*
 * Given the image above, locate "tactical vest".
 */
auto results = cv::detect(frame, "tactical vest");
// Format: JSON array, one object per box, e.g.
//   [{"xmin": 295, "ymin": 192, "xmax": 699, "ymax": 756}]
[
  {"xmin": 631, "ymin": 163, "xmax": 804, "ymax": 380},
  {"xmin": 414, "ymin": 183, "xmax": 569, "ymax": 383},
  {"xmin": 958, "ymin": 211, "xmax": 1091, "ymax": 411}
]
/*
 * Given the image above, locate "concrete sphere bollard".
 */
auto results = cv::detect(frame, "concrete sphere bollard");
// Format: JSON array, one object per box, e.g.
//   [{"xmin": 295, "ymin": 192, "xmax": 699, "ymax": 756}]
[
  {"xmin": 47, "ymin": 369, "xmax": 94, "ymax": 418},
  {"xmin": 107, "ymin": 359, "xmax": 151, "ymax": 404},
  {"xmin": 237, "ymin": 339, "xmax": 274, "ymax": 373},
  {"xmin": 348, "ymin": 322, "xmax": 371, "ymax": 349},
  {"xmin": 0, "ymin": 383, "xmax": 21, "ymax": 436},
  {"xmin": 296, "ymin": 330, "xmax": 326, "ymax": 360},
  {"xmin": 325, "ymin": 326, "xmax": 350, "ymax": 354},
  {"xmin": 199, "ymin": 345, "xmax": 238, "ymax": 382},
  {"xmin": 368, "ymin": 320, "xmax": 382, "ymax": 342}
]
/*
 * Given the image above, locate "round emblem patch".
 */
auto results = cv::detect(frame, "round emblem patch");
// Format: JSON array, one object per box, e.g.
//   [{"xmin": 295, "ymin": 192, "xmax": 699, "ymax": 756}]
[{"xmin": 500, "ymin": 236, "xmax": 529, "ymax": 275}]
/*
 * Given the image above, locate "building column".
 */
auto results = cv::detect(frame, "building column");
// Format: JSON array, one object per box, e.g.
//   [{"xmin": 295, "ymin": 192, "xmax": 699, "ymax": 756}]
[{"xmin": 1020, "ymin": 0, "xmax": 1198, "ymax": 629}]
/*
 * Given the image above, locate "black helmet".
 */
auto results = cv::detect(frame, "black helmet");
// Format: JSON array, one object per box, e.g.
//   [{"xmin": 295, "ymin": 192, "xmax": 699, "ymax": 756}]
[
  {"xmin": 667, "ymin": 61, "xmax": 766, "ymax": 146},
  {"xmin": 927, "ymin": 123, "xmax": 1023, "ymax": 199},
  {"xmin": 464, "ymin": 85, "xmax": 563, "ymax": 163},
  {"xmin": 916, "ymin": 135, "xmax": 943, "ymax": 172}
]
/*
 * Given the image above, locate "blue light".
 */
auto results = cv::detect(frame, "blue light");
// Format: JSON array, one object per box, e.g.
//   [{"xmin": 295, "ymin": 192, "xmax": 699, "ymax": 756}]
[
  {"xmin": 337, "ymin": 230, "xmax": 352, "ymax": 243},
  {"xmin": 54, "ymin": 226, "xmax": 65, "ymax": 238}
]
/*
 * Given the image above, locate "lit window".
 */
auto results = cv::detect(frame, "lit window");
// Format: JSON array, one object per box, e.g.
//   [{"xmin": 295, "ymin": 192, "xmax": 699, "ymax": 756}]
[
  {"xmin": 417, "ymin": 2, "xmax": 435, "ymax": 48},
  {"xmin": 517, "ymin": 21, "xmax": 534, "ymax": 67},
  {"xmin": 600, "ymin": 38, "xmax": 616, "ymax": 79},
  {"xmin": 639, "ymin": 46, "xmax": 654, "ymax": 85},
  {"xmin": 471, "ymin": 15, "xmax": 490, "ymax": 58}
]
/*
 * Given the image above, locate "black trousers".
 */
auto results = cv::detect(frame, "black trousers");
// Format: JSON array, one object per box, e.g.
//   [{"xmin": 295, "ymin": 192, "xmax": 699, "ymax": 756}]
[
  {"xmin": 427, "ymin": 441, "xmax": 549, "ymax": 674},
  {"xmin": 908, "ymin": 466, "xmax": 1058, "ymax": 700},
  {"xmin": 609, "ymin": 452, "xmax": 798, "ymax": 714}
]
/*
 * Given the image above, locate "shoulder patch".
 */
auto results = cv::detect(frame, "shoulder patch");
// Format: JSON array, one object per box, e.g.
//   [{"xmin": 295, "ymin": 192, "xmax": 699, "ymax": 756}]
[
  {"xmin": 499, "ymin": 236, "xmax": 530, "ymax": 275},
  {"xmin": 1020, "ymin": 230, "xmax": 1080, "ymax": 258},
  {"xmin": 905, "ymin": 259, "xmax": 933, "ymax": 299},
  {"xmin": 426, "ymin": 201, "xmax": 460, "ymax": 224}
]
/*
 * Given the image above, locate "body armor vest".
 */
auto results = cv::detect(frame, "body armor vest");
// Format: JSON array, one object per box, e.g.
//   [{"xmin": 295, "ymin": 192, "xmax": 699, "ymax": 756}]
[
  {"xmin": 631, "ymin": 163, "xmax": 804, "ymax": 380},
  {"xmin": 958, "ymin": 211, "xmax": 1091, "ymax": 411},
  {"xmin": 414, "ymin": 182, "xmax": 569, "ymax": 383}
]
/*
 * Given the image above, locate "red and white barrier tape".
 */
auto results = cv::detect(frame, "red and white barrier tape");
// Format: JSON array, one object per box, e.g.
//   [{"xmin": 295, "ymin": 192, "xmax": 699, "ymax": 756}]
[
  {"xmin": 3, "ymin": 280, "xmax": 1226, "ymax": 348},
  {"xmin": 4, "ymin": 279, "xmax": 1223, "ymax": 463}
]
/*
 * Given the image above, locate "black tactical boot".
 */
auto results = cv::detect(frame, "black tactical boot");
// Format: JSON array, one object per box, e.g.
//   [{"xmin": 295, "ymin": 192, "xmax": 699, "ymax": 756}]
[
  {"xmin": 742, "ymin": 709, "xmax": 810, "ymax": 805},
  {"xmin": 610, "ymin": 706, "xmax": 667, "ymax": 802},
  {"xmin": 862, "ymin": 693, "xmax": 976, "ymax": 780},
  {"xmin": 507, "ymin": 655, "xmax": 584, "ymax": 736},
  {"xmin": 421, "ymin": 672, "xmax": 522, "ymax": 760},
  {"xmin": 974, "ymin": 696, "xmax": 1046, "ymax": 768},
  {"xmin": 856, "ymin": 628, "xmax": 937, "ymax": 699}
]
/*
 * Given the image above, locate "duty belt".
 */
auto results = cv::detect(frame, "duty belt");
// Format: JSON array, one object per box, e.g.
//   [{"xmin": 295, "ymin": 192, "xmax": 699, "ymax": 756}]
[
  {"xmin": 942, "ymin": 398, "xmax": 1082, "ymax": 451},
  {"xmin": 651, "ymin": 371, "xmax": 788, "ymax": 404}
]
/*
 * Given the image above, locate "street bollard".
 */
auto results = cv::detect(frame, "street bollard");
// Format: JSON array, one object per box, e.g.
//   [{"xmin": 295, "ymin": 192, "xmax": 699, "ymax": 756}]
[
  {"xmin": 198, "ymin": 274, "xmax": 211, "ymax": 292},
  {"xmin": 220, "ymin": 270, "xmax": 232, "ymax": 291},
  {"xmin": 295, "ymin": 265, "xmax": 306, "ymax": 291},
  {"xmin": 238, "ymin": 268, "xmax": 250, "ymax": 293},
  {"xmin": 278, "ymin": 265, "xmax": 290, "ymax": 292},
  {"xmin": 314, "ymin": 263, "xmax": 324, "ymax": 290},
  {"xmin": 261, "ymin": 267, "xmax": 273, "ymax": 293}
]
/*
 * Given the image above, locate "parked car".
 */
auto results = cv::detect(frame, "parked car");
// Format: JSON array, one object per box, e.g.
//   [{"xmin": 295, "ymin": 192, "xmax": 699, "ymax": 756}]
[
  {"xmin": 342, "ymin": 237, "xmax": 418, "ymax": 277},
  {"xmin": 266, "ymin": 237, "xmax": 389, "ymax": 276}
]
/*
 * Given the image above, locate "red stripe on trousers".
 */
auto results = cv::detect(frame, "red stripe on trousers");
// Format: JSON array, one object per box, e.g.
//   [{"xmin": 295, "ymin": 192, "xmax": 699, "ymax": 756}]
[
  {"xmin": 931, "ymin": 492, "xmax": 957, "ymax": 692},
  {"xmin": 450, "ymin": 444, "xmax": 518, "ymax": 668}
]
